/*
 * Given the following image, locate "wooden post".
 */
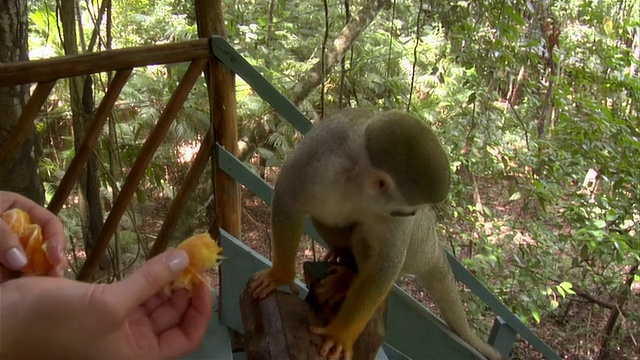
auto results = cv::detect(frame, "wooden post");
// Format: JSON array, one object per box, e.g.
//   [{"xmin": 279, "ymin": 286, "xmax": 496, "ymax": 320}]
[
  {"xmin": 240, "ymin": 288, "xmax": 326, "ymax": 359},
  {"xmin": 303, "ymin": 262, "xmax": 387, "ymax": 360},
  {"xmin": 239, "ymin": 262, "xmax": 386, "ymax": 360},
  {"xmin": 195, "ymin": 0, "xmax": 241, "ymax": 239}
]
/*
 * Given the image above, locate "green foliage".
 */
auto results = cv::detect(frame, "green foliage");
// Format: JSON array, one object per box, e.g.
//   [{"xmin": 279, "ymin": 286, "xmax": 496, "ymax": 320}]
[{"xmin": 27, "ymin": 0, "xmax": 640, "ymax": 354}]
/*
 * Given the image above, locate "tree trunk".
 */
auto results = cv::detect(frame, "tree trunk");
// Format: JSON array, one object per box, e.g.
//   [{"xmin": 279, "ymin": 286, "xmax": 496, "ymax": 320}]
[
  {"xmin": 289, "ymin": 0, "xmax": 391, "ymax": 105},
  {"xmin": 239, "ymin": 0, "xmax": 391, "ymax": 161},
  {"xmin": 0, "ymin": 0, "xmax": 45, "ymax": 203},
  {"xmin": 59, "ymin": 0, "xmax": 108, "ymax": 273}
]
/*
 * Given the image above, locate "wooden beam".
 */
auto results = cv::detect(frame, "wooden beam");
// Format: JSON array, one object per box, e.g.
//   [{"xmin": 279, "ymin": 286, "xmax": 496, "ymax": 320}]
[
  {"xmin": 0, "ymin": 81, "xmax": 56, "ymax": 166},
  {"xmin": 0, "ymin": 39, "xmax": 210, "ymax": 87},
  {"xmin": 76, "ymin": 59, "xmax": 207, "ymax": 281},
  {"xmin": 48, "ymin": 69, "xmax": 132, "ymax": 214},
  {"xmin": 195, "ymin": 0, "xmax": 241, "ymax": 240}
]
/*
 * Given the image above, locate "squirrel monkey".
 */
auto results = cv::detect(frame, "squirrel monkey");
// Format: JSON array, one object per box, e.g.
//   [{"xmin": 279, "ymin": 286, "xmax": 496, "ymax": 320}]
[{"xmin": 249, "ymin": 109, "xmax": 504, "ymax": 360}]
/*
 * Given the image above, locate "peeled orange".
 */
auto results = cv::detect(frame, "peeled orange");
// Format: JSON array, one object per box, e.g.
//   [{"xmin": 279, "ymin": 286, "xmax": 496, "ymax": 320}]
[
  {"xmin": 1, "ymin": 208, "xmax": 53, "ymax": 275},
  {"xmin": 167, "ymin": 233, "xmax": 223, "ymax": 294}
]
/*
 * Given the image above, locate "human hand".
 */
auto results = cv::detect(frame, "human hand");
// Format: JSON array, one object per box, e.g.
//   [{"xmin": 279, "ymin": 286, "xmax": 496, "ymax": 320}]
[
  {"xmin": 0, "ymin": 191, "xmax": 67, "ymax": 278},
  {"xmin": 0, "ymin": 248, "xmax": 213, "ymax": 359}
]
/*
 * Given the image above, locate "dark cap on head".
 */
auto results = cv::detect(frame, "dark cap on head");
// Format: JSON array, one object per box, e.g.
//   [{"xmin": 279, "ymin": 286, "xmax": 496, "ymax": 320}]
[{"xmin": 364, "ymin": 110, "xmax": 451, "ymax": 205}]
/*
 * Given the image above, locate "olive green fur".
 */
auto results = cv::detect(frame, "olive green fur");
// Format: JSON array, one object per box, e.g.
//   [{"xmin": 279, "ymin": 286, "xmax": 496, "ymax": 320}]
[{"xmin": 365, "ymin": 110, "xmax": 450, "ymax": 205}]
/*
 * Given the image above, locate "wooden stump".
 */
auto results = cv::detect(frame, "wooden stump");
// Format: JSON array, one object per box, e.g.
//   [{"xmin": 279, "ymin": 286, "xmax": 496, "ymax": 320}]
[
  {"xmin": 304, "ymin": 261, "xmax": 386, "ymax": 360},
  {"xmin": 239, "ymin": 262, "xmax": 386, "ymax": 360},
  {"xmin": 240, "ymin": 286, "xmax": 325, "ymax": 359}
]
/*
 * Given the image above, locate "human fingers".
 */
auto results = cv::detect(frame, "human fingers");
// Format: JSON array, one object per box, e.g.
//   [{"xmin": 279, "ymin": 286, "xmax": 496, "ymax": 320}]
[
  {"xmin": 21, "ymin": 205, "xmax": 66, "ymax": 268},
  {"xmin": 156, "ymin": 281, "xmax": 213, "ymax": 358},
  {"xmin": 0, "ymin": 191, "xmax": 66, "ymax": 270},
  {"xmin": 107, "ymin": 249, "xmax": 189, "ymax": 311},
  {"xmin": 143, "ymin": 289, "xmax": 171, "ymax": 315},
  {"xmin": 148, "ymin": 288, "xmax": 190, "ymax": 334},
  {"xmin": 0, "ymin": 221, "xmax": 28, "ymax": 271}
]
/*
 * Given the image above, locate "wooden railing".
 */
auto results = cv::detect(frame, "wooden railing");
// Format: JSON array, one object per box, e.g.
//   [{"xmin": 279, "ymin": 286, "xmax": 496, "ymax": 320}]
[{"xmin": 0, "ymin": 38, "xmax": 240, "ymax": 281}]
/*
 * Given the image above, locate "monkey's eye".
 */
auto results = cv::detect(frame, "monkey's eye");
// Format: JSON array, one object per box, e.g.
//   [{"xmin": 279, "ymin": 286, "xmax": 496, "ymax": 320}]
[{"xmin": 390, "ymin": 210, "xmax": 416, "ymax": 217}]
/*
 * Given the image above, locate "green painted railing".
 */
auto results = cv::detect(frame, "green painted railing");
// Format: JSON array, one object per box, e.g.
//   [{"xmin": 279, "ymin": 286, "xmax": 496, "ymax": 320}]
[{"xmin": 209, "ymin": 35, "xmax": 559, "ymax": 360}]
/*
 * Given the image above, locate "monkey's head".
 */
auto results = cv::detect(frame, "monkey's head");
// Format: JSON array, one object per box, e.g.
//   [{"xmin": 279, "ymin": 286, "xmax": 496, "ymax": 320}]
[{"xmin": 363, "ymin": 110, "xmax": 451, "ymax": 213}]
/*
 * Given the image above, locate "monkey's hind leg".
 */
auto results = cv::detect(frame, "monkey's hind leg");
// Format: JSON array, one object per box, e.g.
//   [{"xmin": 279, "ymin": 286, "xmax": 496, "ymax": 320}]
[{"xmin": 416, "ymin": 264, "xmax": 505, "ymax": 360}]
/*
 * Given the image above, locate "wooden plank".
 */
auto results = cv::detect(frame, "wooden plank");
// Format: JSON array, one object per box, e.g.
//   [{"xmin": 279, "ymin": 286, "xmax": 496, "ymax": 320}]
[
  {"xmin": 76, "ymin": 59, "xmax": 207, "ymax": 281},
  {"xmin": 385, "ymin": 285, "xmax": 484, "ymax": 359},
  {"xmin": 181, "ymin": 290, "xmax": 234, "ymax": 360},
  {"xmin": 381, "ymin": 343, "xmax": 410, "ymax": 360},
  {"xmin": 446, "ymin": 254, "xmax": 559, "ymax": 359},
  {"xmin": 488, "ymin": 317, "xmax": 517, "ymax": 357},
  {"xmin": 209, "ymin": 36, "xmax": 312, "ymax": 135},
  {"xmin": 0, "ymin": 81, "xmax": 56, "ymax": 166},
  {"xmin": 0, "ymin": 39, "xmax": 210, "ymax": 87},
  {"xmin": 48, "ymin": 69, "xmax": 132, "ymax": 214}
]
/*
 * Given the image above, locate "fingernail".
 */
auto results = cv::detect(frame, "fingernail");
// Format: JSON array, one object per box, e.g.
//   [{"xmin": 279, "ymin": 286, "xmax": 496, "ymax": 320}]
[
  {"xmin": 5, "ymin": 247, "xmax": 28, "ymax": 270},
  {"xmin": 166, "ymin": 250, "xmax": 189, "ymax": 272}
]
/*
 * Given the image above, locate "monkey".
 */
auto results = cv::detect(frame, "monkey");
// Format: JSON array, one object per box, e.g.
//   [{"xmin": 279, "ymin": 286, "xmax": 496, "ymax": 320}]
[{"xmin": 249, "ymin": 109, "xmax": 504, "ymax": 360}]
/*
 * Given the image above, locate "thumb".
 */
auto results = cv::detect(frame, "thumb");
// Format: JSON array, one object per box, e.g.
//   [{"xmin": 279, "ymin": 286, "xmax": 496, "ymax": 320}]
[
  {"xmin": 0, "ymin": 221, "xmax": 28, "ymax": 271},
  {"xmin": 108, "ymin": 249, "xmax": 190, "ymax": 310}
]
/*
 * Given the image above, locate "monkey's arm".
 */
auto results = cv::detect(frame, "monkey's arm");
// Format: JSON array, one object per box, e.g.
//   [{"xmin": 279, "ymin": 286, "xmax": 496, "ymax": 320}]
[
  {"xmin": 310, "ymin": 239, "xmax": 406, "ymax": 360},
  {"xmin": 249, "ymin": 184, "xmax": 306, "ymax": 298}
]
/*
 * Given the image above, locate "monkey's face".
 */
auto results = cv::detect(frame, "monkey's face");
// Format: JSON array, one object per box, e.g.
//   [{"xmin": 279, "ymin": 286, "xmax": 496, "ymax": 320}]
[{"xmin": 362, "ymin": 168, "xmax": 423, "ymax": 218}]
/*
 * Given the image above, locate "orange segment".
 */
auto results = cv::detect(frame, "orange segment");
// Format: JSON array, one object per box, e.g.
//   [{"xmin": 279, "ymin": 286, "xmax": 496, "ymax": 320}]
[
  {"xmin": 1, "ymin": 208, "xmax": 53, "ymax": 275},
  {"xmin": 167, "ymin": 233, "xmax": 223, "ymax": 294},
  {"xmin": 1, "ymin": 208, "xmax": 31, "ymax": 235}
]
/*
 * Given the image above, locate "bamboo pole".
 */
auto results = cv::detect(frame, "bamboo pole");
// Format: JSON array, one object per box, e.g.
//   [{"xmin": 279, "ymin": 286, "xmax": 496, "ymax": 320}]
[
  {"xmin": 48, "ymin": 69, "xmax": 132, "ymax": 214},
  {"xmin": 0, "ymin": 81, "xmax": 56, "ymax": 166},
  {"xmin": 76, "ymin": 59, "xmax": 207, "ymax": 281},
  {"xmin": 0, "ymin": 39, "xmax": 210, "ymax": 87},
  {"xmin": 147, "ymin": 131, "xmax": 214, "ymax": 258}
]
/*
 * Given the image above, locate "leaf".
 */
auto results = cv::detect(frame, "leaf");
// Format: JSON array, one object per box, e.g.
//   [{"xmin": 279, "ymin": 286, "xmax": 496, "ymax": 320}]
[
  {"xmin": 580, "ymin": 244, "xmax": 589, "ymax": 260},
  {"xmin": 559, "ymin": 282, "xmax": 576, "ymax": 295},
  {"xmin": 532, "ymin": 309, "xmax": 541, "ymax": 323},
  {"xmin": 466, "ymin": 92, "xmax": 476, "ymax": 105},
  {"xmin": 593, "ymin": 219, "xmax": 606, "ymax": 229}
]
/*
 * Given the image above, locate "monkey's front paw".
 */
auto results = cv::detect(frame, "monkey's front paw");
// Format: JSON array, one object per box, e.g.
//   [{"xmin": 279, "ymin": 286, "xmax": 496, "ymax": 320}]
[
  {"xmin": 310, "ymin": 326, "xmax": 354, "ymax": 360},
  {"xmin": 248, "ymin": 269, "xmax": 298, "ymax": 299},
  {"xmin": 315, "ymin": 265, "xmax": 356, "ymax": 305}
]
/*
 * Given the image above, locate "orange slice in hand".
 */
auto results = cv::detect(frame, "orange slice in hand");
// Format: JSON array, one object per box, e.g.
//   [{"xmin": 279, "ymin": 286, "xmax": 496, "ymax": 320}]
[
  {"xmin": 167, "ymin": 233, "xmax": 223, "ymax": 295},
  {"xmin": 1, "ymin": 208, "xmax": 53, "ymax": 275}
]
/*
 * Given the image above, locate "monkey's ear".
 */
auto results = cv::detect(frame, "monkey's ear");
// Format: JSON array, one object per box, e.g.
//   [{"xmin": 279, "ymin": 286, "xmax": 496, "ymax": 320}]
[{"xmin": 366, "ymin": 169, "xmax": 395, "ymax": 194}]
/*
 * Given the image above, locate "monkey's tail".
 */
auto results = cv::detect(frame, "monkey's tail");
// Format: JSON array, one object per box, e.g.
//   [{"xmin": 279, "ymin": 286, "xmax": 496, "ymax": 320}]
[{"xmin": 416, "ymin": 268, "xmax": 504, "ymax": 360}]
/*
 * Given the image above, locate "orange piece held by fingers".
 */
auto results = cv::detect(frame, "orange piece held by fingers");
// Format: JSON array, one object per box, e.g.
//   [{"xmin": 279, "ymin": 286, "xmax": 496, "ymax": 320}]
[
  {"xmin": 1, "ymin": 208, "xmax": 53, "ymax": 275},
  {"xmin": 166, "ymin": 233, "xmax": 223, "ymax": 295}
]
